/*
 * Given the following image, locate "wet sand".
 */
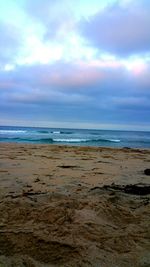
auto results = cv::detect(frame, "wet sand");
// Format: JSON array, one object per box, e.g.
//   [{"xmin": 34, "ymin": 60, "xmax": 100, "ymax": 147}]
[{"xmin": 0, "ymin": 143, "xmax": 150, "ymax": 266}]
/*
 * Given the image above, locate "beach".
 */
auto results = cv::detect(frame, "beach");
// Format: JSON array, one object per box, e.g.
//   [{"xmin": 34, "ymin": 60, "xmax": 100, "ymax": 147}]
[{"xmin": 0, "ymin": 143, "xmax": 150, "ymax": 266}]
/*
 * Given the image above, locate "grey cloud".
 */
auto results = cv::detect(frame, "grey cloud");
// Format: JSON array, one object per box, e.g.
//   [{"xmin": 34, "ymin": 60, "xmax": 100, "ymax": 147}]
[
  {"xmin": 0, "ymin": 62, "xmax": 94, "ymax": 107},
  {"xmin": 0, "ymin": 60, "xmax": 150, "ymax": 125},
  {"xmin": 9, "ymin": 89, "xmax": 91, "ymax": 106},
  {"xmin": 80, "ymin": 1, "xmax": 150, "ymax": 55},
  {"xmin": 111, "ymin": 96, "xmax": 150, "ymax": 110}
]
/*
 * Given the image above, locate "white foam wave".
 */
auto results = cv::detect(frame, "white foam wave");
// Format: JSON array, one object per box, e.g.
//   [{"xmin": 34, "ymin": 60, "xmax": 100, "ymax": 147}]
[
  {"xmin": 53, "ymin": 138, "xmax": 121, "ymax": 143},
  {"xmin": 53, "ymin": 138, "xmax": 89, "ymax": 143},
  {"xmin": 51, "ymin": 131, "xmax": 61, "ymax": 134},
  {"xmin": 107, "ymin": 139, "xmax": 120, "ymax": 142},
  {"xmin": 0, "ymin": 130, "xmax": 26, "ymax": 134}
]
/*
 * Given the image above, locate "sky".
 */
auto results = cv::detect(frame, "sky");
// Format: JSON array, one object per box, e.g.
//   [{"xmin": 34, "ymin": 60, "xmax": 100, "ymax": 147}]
[{"xmin": 0, "ymin": 0, "xmax": 150, "ymax": 130}]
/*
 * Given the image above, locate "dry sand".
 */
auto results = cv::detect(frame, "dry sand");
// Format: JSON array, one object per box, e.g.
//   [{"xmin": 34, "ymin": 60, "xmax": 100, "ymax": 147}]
[{"xmin": 0, "ymin": 143, "xmax": 150, "ymax": 267}]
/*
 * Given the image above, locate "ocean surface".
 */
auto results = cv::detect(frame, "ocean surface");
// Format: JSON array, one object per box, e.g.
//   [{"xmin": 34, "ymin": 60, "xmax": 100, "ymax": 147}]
[{"xmin": 0, "ymin": 125, "xmax": 150, "ymax": 148}]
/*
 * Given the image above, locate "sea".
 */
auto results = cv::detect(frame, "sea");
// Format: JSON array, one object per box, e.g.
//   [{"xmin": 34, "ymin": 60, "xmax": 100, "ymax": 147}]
[{"xmin": 0, "ymin": 125, "xmax": 150, "ymax": 148}]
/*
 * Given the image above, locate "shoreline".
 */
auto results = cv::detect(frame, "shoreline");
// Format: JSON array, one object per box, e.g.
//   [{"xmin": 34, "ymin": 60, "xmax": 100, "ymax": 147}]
[
  {"xmin": 0, "ymin": 142, "xmax": 150, "ymax": 266},
  {"xmin": 1, "ymin": 140, "xmax": 150, "ymax": 149}
]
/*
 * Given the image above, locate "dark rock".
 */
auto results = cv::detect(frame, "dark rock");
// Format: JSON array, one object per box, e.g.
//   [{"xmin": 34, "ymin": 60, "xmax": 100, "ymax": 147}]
[
  {"xmin": 144, "ymin": 169, "xmax": 150, "ymax": 176},
  {"xmin": 58, "ymin": 165, "xmax": 78, "ymax": 169},
  {"xmin": 90, "ymin": 184, "xmax": 150, "ymax": 196},
  {"xmin": 90, "ymin": 186, "xmax": 101, "ymax": 191},
  {"xmin": 34, "ymin": 178, "xmax": 40, "ymax": 182},
  {"xmin": 123, "ymin": 184, "xmax": 150, "ymax": 195},
  {"xmin": 22, "ymin": 191, "xmax": 46, "ymax": 197}
]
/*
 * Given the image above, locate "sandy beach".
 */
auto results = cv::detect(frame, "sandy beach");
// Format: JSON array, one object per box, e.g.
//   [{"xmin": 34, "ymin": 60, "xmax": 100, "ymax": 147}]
[{"xmin": 0, "ymin": 143, "xmax": 150, "ymax": 267}]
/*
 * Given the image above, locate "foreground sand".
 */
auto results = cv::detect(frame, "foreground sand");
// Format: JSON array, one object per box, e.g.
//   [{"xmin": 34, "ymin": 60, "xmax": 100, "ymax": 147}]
[{"xmin": 0, "ymin": 143, "xmax": 150, "ymax": 267}]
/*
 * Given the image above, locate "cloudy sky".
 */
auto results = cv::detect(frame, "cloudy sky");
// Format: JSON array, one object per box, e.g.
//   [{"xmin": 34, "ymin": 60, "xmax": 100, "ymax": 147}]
[{"xmin": 0, "ymin": 0, "xmax": 150, "ymax": 130}]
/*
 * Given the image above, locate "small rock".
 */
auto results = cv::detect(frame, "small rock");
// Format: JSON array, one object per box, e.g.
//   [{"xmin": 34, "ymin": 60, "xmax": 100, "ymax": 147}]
[
  {"xmin": 144, "ymin": 169, "xmax": 150, "ymax": 176},
  {"xmin": 34, "ymin": 178, "xmax": 40, "ymax": 182}
]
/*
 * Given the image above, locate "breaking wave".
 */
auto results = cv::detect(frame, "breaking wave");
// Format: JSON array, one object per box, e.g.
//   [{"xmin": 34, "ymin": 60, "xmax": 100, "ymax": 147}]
[
  {"xmin": 0, "ymin": 136, "xmax": 120, "ymax": 144},
  {"xmin": 36, "ymin": 130, "xmax": 74, "ymax": 134},
  {"xmin": 50, "ymin": 131, "xmax": 74, "ymax": 134},
  {"xmin": 53, "ymin": 138, "xmax": 120, "ymax": 143},
  {"xmin": 0, "ymin": 130, "xmax": 26, "ymax": 134}
]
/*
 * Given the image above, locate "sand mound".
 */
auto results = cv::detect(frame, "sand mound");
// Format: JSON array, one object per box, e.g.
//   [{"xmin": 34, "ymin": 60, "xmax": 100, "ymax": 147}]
[{"xmin": 0, "ymin": 188, "xmax": 149, "ymax": 267}]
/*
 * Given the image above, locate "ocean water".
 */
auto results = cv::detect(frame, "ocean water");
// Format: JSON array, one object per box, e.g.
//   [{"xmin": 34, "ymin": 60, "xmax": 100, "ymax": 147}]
[{"xmin": 0, "ymin": 125, "xmax": 150, "ymax": 148}]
